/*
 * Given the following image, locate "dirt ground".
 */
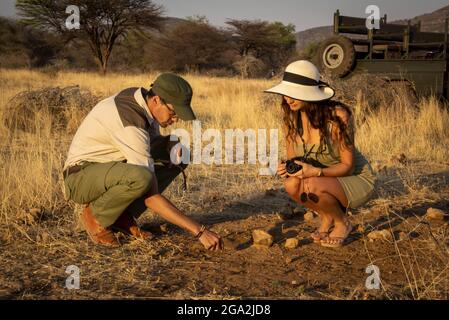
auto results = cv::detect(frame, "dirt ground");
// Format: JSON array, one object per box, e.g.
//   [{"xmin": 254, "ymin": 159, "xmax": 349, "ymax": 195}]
[{"xmin": 1, "ymin": 162, "xmax": 449, "ymax": 300}]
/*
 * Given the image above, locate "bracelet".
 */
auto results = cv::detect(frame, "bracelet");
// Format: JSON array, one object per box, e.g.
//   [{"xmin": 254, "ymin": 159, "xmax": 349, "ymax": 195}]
[
  {"xmin": 195, "ymin": 224, "xmax": 206, "ymax": 238},
  {"xmin": 317, "ymin": 168, "xmax": 324, "ymax": 177}
]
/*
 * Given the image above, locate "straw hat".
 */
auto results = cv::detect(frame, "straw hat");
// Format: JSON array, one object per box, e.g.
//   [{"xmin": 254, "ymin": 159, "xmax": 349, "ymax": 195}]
[{"xmin": 264, "ymin": 60, "xmax": 335, "ymax": 102}]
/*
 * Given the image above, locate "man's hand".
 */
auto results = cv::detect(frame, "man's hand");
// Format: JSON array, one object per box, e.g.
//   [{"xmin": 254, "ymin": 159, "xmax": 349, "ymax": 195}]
[
  {"xmin": 145, "ymin": 193, "xmax": 223, "ymax": 252},
  {"xmin": 199, "ymin": 229, "xmax": 222, "ymax": 251}
]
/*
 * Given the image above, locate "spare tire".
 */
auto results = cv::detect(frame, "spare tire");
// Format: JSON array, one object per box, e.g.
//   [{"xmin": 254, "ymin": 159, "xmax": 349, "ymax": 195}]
[{"xmin": 318, "ymin": 35, "xmax": 355, "ymax": 78}]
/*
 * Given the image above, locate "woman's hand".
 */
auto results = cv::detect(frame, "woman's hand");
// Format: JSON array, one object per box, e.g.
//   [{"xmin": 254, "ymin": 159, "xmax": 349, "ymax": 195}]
[
  {"xmin": 288, "ymin": 160, "xmax": 320, "ymax": 179},
  {"xmin": 277, "ymin": 162, "xmax": 288, "ymax": 178}
]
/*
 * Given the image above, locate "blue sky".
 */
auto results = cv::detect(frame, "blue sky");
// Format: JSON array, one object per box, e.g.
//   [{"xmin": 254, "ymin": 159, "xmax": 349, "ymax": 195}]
[{"xmin": 1, "ymin": 0, "xmax": 447, "ymax": 32}]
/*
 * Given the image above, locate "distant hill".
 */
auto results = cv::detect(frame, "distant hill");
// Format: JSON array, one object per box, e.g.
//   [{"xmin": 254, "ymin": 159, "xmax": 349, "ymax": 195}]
[
  {"xmin": 393, "ymin": 5, "xmax": 449, "ymax": 32},
  {"xmin": 295, "ymin": 26, "xmax": 333, "ymax": 52},
  {"xmin": 295, "ymin": 5, "xmax": 449, "ymax": 52}
]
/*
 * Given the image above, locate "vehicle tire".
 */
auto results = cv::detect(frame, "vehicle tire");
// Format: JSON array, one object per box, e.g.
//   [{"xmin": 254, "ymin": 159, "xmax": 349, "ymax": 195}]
[{"xmin": 317, "ymin": 36, "xmax": 356, "ymax": 78}]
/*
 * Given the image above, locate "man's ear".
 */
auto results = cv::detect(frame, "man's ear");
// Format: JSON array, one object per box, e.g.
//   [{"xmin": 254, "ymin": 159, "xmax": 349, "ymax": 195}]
[{"xmin": 147, "ymin": 95, "xmax": 160, "ymax": 108}]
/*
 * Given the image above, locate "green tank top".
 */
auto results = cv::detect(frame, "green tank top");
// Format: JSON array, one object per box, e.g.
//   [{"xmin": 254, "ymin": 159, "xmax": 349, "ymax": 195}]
[{"xmin": 292, "ymin": 128, "xmax": 374, "ymax": 178}]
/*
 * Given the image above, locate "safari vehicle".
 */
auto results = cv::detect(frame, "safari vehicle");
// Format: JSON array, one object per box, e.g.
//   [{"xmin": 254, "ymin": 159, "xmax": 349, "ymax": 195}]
[{"xmin": 317, "ymin": 10, "xmax": 449, "ymax": 98}]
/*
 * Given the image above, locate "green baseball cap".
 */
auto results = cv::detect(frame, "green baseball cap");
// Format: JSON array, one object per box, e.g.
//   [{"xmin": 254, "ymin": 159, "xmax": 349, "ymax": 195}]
[{"xmin": 151, "ymin": 73, "xmax": 196, "ymax": 121}]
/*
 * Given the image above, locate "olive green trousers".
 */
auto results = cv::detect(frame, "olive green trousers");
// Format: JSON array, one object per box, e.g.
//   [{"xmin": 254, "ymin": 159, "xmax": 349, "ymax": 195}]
[{"xmin": 64, "ymin": 141, "xmax": 186, "ymax": 227}]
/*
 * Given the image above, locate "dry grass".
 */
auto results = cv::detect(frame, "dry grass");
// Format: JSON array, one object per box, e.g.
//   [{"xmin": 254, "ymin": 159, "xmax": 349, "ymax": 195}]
[{"xmin": 1, "ymin": 68, "xmax": 449, "ymax": 299}]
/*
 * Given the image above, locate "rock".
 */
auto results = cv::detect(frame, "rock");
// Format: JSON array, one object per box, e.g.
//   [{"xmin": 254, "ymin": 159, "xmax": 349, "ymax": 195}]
[
  {"xmin": 4, "ymin": 86, "xmax": 98, "ymax": 134},
  {"xmin": 426, "ymin": 208, "xmax": 446, "ymax": 221},
  {"xmin": 160, "ymin": 224, "xmax": 169, "ymax": 233},
  {"xmin": 29, "ymin": 208, "xmax": 42, "ymax": 217},
  {"xmin": 293, "ymin": 206, "xmax": 306, "ymax": 215},
  {"xmin": 398, "ymin": 232, "xmax": 408, "ymax": 241},
  {"xmin": 304, "ymin": 211, "xmax": 315, "ymax": 222},
  {"xmin": 367, "ymin": 231, "xmax": 383, "ymax": 240},
  {"xmin": 285, "ymin": 238, "xmax": 299, "ymax": 249},
  {"xmin": 252, "ymin": 230, "xmax": 273, "ymax": 247},
  {"xmin": 367, "ymin": 229, "xmax": 392, "ymax": 241}
]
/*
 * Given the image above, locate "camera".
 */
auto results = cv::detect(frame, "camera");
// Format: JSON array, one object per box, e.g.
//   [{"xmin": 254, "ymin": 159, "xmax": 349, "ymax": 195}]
[
  {"xmin": 285, "ymin": 157, "xmax": 306, "ymax": 174},
  {"xmin": 284, "ymin": 157, "xmax": 325, "ymax": 175}
]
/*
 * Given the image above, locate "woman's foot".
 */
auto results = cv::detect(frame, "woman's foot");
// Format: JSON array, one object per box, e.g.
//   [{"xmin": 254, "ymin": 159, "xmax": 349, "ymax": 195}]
[
  {"xmin": 320, "ymin": 220, "xmax": 353, "ymax": 248},
  {"xmin": 311, "ymin": 216, "xmax": 334, "ymax": 243}
]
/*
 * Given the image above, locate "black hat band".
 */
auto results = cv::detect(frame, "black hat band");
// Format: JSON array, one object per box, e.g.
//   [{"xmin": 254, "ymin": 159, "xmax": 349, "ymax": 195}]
[{"xmin": 283, "ymin": 72, "xmax": 329, "ymax": 87}]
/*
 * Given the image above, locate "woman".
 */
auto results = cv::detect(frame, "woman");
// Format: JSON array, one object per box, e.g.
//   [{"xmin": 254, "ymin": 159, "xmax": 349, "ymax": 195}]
[{"xmin": 264, "ymin": 60, "xmax": 376, "ymax": 247}]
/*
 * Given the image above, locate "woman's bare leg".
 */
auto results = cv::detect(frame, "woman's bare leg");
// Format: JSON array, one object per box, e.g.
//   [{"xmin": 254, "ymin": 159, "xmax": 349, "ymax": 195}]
[
  {"xmin": 304, "ymin": 177, "xmax": 352, "ymax": 243},
  {"xmin": 284, "ymin": 177, "xmax": 334, "ymax": 236}
]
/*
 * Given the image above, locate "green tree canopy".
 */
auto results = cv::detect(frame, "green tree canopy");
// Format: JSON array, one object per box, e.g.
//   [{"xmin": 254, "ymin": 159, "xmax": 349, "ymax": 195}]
[{"xmin": 16, "ymin": 0, "xmax": 164, "ymax": 74}]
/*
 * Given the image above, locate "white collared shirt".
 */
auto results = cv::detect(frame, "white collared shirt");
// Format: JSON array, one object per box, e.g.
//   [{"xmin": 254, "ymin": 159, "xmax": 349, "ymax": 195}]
[{"xmin": 63, "ymin": 87, "xmax": 160, "ymax": 172}]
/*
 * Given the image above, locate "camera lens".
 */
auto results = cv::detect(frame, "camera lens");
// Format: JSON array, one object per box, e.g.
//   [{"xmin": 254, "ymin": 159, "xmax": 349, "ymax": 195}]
[{"xmin": 285, "ymin": 161, "xmax": 302, "ymax": 174}]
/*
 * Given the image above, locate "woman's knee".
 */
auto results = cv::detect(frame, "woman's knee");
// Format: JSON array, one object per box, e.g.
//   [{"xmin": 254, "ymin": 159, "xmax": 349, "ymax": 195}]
[{"xmin": 305, "ymin": 177, "xmax": 344, "ymax": 207}]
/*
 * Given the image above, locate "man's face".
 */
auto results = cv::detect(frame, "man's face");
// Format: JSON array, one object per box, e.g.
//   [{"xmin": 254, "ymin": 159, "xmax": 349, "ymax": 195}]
[{"xmin": 152, "ymin": 96, "xmax": 179, "ymax": 128}]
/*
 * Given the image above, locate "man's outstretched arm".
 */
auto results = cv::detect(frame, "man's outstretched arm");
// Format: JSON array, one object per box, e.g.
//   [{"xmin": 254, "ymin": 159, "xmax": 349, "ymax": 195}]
[{"xmin": 144, "ymin": 179, "xmax": 222, "ymax": 251}]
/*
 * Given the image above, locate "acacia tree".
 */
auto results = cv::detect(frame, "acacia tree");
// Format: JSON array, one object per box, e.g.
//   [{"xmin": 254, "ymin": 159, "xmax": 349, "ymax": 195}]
[
  {"xmin": 226, "ymin": 19, "xmax": 296, "ymax": 77},
  {"xmin": 150, "ymin": 18, "xmax": 232, "ymax": 73},
  {"xmin": 16, "ymin": 0, "xmax": 164, "ymax": 74}
]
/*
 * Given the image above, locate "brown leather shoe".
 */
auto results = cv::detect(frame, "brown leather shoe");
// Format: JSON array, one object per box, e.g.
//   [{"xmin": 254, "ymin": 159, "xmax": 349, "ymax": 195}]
[
  {"xmin": 81, "ymin": 205, "xmax": 120, "ymax": 247},
  {"xmin": 112, "ymin": 212, "xmax": 154, "ymax": 240}
]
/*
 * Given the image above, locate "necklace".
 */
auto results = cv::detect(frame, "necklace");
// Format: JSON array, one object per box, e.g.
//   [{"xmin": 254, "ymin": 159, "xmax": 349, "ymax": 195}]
[{"xmin": 299, "ymin": 133, "xmax": 319, "ymax": 205}]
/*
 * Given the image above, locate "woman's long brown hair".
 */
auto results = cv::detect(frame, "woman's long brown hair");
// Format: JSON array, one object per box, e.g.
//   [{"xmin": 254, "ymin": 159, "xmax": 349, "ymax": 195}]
[{"xmin": 282, "ymin": 98, "xmax": 354, "ymax": 154}]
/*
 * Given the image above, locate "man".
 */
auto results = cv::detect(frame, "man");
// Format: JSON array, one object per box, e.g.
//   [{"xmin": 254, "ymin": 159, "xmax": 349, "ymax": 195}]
[{"xmin": 63, "ymin": 73, "xmax": 222, "ymax": 251}]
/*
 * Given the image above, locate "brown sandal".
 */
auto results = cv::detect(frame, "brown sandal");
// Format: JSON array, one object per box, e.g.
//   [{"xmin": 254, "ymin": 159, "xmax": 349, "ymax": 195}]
[
  {"xmin": 310, "ymin": 230, "xmax": 330, "ymax": 243},
  {"xmin": 320, "ymin": 223, "xmax": 353, "ymax": 248}
]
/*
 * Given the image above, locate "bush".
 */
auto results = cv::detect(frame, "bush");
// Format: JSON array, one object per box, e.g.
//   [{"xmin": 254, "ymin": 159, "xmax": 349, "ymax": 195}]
[{"xmin": 3, "ymin": 85, "xmax": 98, "ymax": 134}]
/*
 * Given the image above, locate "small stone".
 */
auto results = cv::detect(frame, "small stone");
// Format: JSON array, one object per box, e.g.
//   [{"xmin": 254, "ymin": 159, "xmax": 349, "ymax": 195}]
[
  {"xmin": 304, "ymin": 211, "xmax": 315, "ymax": 222},
  {"xmin": 285, "ymin": 238, "xmax": 299, "ymax": 249},
  {"xmin": 252, "ymin": 230, "xmax": 273, "ymax": 247},
  {"xmin": 381, "ymin": 229, "xmax": 393, "ymax": 240},
  {"xmin": 160, "ymin": 224, "xmax": 169, "ymax": 233},
  {"xmin": 398, "ymin": 232, "xmax": 408, "ymax": 241},
  {"xmin": 367, "ymin": 231, "xmax": 382, "ymax": 240},
  {"xmin": 291, "ymin": 280, "xmax": 297, "ymax": 285},
  {"xmin": 293, "ymin": 206, "xmax": 306, "ymax": 215},
  {"xmin": 367, "ymin": 229, "xmax": 392, "ymax": 241},
  {"xmin": 426, "ymin": 208, "xmax": 446, "ymax": 221},
  {"xmin": 29, "ymin": 208, "xmax": 42, "ymax": 217}
]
